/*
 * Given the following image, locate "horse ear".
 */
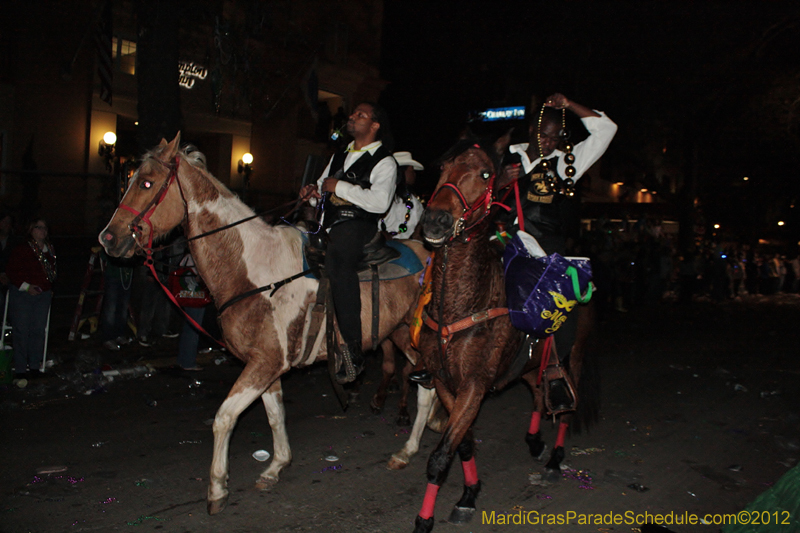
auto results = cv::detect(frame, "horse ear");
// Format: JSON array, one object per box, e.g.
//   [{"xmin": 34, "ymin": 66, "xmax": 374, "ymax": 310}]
[
  {"xmin": 164, "ymin": 131, "xmax": 182, "ymax": 159},
  {"xmin": 494, "ymin": 127, "xmax": 514, "ymax": 157}
]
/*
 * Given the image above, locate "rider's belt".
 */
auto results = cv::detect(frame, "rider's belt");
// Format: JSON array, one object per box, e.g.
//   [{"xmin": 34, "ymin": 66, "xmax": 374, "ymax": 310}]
[{"xmin": 325, "ymin": 204, "xmax": 379, "ymax": 227}]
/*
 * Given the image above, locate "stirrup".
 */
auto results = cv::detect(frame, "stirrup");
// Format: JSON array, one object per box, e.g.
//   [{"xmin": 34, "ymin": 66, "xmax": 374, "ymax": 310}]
[
  {"xmin": 543, "ymin": 365, "xmax": 577, "ymax": 416},
  {"xmin": 335, "ymin": 344, "xmax": 364, "ymax": 384}
]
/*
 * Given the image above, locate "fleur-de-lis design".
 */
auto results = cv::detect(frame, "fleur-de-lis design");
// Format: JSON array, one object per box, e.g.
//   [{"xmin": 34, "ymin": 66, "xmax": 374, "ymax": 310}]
[{"xmin": 549, "ymin": 291, "xmax": 577, "ymax": 313}]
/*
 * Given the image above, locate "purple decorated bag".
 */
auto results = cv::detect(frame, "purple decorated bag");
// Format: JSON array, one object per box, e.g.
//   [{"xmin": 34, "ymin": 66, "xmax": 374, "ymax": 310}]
[{"xmin": 502, "ymin": 232, "xmax": 593, "ymax": 338}]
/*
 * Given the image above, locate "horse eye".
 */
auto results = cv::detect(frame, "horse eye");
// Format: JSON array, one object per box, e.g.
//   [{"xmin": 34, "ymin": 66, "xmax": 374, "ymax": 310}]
[
  {"xmin": 140, "ymin": 180, "xmax": 153, "ymax": 190},
  {"xmin": 481, "ymin": 171, "xmax": 492, "ymax": 180}
]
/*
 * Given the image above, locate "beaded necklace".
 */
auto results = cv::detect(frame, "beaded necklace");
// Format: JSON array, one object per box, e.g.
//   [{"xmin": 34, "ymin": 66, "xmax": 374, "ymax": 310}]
[
  {"xmin": 28, "ymin": 239, "xmax": 57, "ymax": 283},
  {"xmin": 380, "ymin": 194, "xmax": 414, "ymax": 236},
  {"xmin": 536, "ymin": 106, "xmax": 577, "ymax": 197}
]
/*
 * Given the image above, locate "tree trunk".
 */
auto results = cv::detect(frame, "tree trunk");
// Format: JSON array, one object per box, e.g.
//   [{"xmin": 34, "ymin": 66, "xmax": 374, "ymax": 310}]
[{"xmin": 136, "ymin": 0, "xmax": 182, "ymax": 152}]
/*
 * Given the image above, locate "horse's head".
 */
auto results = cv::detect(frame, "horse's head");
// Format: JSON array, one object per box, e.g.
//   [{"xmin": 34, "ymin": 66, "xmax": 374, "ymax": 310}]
[
  {"xmin": 98, "ymin": 132, "xmax": 186, "ymax": 258},
  {"xmin": 422, "ymin": 142, "xmax": 498, "ymax": 247}
]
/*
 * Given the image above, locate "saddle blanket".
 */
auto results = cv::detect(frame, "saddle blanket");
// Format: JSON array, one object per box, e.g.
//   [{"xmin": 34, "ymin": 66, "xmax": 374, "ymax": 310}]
[{"xmin": 304, "ymin": 239, "xmax": 424, "ymax": 282}]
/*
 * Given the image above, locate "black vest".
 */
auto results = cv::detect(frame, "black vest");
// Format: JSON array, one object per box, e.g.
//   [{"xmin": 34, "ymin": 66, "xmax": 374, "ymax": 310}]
[
  {"xmin": 323, "ymin": 145, "xmax": 392, "ymax": 227},
  {"xmin": 506, "ymin": 152, "xmax": 579, "ymax": 242}
]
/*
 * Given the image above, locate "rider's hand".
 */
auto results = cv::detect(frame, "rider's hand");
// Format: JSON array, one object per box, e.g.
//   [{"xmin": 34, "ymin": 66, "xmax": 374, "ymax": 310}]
[
  {"xmin": 299, "ymin": 184, "xmax": 321, "ymax": 201},
  {"xmin": 320, "ymin": 178, "xmax": 339, "ymax": 194},
  {"xmin": 544, "ymin": 93, "xmax": 570, "ymax": 110},
  {"xmin": 503, "ymin": 163, "xmax": 521, "ymax": 182}
]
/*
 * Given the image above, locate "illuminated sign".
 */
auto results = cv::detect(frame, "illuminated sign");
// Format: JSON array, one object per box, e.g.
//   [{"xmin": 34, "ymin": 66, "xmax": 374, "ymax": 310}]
[
  {"xmin": 179, "ymin": 61, "xmax": 208, "ymax": 89},
  {"xmin": 473, "ymin": 106, "xmax": 526, "ymax": 122}
]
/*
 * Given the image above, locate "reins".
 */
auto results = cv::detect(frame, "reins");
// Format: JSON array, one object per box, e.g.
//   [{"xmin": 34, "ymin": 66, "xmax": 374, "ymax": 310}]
[
  {"xmin": 423, "ymin": 150, "xmax": 509, "ymax": 356},
  {"xmin": 118, "ymin": 153, "xmax": 310, "ymax": 347}
]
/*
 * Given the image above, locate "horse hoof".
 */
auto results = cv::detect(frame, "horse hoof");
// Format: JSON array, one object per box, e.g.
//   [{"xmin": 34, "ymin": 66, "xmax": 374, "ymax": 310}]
[
  {"xmin": 255, "ymin": 475, "xmax": 278, "ymax": 491},
  {"xmin": 207, "ymin": 495, "xmax": 228, "ymax": 515},
  {"xmin": 543, "ymin": 468, "xmax": 561, "ymax": 484},
  {"xmin": 369, "ymin": 399, "xmax": 383, "ymax": 415},
  {"xmin": 396, "ymin": 413, "xmax": 411, "ymax": 426},
  {"xmin": 448, "ymin": 506, "xmax": 476, "ymax": 524},
  {"xmin": 413, "ymin": 515, "xmax": 435, "ymax": 533},
  {"xmin": 387, "ymin": 455, "xmax": 409, "ymax": 470}
]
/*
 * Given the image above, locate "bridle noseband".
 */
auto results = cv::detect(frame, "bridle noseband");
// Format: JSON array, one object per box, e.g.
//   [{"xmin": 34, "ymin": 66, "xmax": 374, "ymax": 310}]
[
  {"xmin": 117, "ymin": 155, "xmax": 181, "ymax": 262},
  {"xmin": 429, "ymin": 150, "xmax": 496, "ymax": 243}
]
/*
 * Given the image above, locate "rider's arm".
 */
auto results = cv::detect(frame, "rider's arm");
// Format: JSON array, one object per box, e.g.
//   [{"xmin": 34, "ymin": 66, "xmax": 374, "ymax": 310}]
[{"xmin": 333, "ymin": 156, "xmax": 398, "ymax": 214}]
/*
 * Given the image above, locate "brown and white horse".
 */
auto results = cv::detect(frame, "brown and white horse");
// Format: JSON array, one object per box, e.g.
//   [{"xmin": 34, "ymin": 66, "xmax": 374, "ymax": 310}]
[
  {"xmin": 409, "ymin": 140, "xmax": 595, "ymax": 533},
  {"xmin": 98, "ymin": 134, "xmax": 431, "ymax": 514}
]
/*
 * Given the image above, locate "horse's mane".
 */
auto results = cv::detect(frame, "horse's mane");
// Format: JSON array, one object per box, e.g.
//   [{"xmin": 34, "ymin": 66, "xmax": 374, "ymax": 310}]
[{"xmin": 435, "ymin": 137, "xmax": 500, "ymax": 172}]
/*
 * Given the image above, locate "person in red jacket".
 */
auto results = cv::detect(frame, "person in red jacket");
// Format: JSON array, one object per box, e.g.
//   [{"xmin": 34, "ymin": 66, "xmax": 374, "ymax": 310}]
[{"xmin": 7, "ymin": 218, "xmax": 56, "ymax": 379}]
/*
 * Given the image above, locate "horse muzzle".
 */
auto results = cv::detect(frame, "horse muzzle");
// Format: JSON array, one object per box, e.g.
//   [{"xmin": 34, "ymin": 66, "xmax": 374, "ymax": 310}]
[
  {"xmin": 98, "ymin": 228, "xmax": 136, "ymax": 258},
  {"xmin": 422, "ymin": 208, "xmax": 457, "ymax": 248}
]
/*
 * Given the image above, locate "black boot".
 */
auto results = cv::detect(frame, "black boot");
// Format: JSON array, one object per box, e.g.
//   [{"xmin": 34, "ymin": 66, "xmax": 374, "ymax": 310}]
[{"xmin": 335, "ymin": 342, "xmax": 365, "ymax": 384}]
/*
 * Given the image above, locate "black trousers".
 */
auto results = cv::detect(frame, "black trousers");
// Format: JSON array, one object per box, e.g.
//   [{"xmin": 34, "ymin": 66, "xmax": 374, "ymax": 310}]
[{"xmin": 325, "ymin": 219, "xmax": 378, "ymax": 348}]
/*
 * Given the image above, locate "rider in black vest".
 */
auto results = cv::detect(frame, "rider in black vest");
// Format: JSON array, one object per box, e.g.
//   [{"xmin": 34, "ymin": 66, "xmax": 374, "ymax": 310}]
[
  {"xmin": 300, "ymin": 103, "xmax": 397, "ymax": 384},
  {"xmin": 499, "ymin": 93, "xmax": 617, "ymax": 409}
]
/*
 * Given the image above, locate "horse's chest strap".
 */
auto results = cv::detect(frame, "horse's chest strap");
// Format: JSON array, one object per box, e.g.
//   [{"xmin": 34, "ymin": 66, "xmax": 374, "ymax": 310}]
[{"xmin": 422, "ymin": 307, "xmax": 509, "ymax": 345}]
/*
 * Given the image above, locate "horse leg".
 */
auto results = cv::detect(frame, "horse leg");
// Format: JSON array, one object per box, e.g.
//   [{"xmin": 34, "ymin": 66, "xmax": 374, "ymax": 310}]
[
  {"xmin": 521, "ymin": 371, "xmax": 547, "ymax": 461},
  {"xmin": 447, "ymin": 429, "xmax": 481, "ymax": 525},
  {"xmin": 370, "ymin": 339, "xmax": 395, "ymax": 415},
  {"xmin": 255, "ymin": 379, "xmax": 292, "ymax": 489},
  {"xmin": 208, "ymin": 365, "xmax": 276, "ymax": 515},
  {"xmin": 389, "ymin": 325, "xmax": 419, "ymax": 426},
  {"xmin": 388, "ymin": 385, "xmax": 436, "ymax": 470},
  {"xmin": 413, "ymin": 385, "xmax": 482, "ymax": 533}
]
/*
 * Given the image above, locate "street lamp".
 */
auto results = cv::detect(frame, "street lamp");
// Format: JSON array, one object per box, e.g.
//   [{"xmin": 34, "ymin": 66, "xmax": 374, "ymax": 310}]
[{"xmin": 99, "ymin": 131, "xmax": 117, "ymax": 173}]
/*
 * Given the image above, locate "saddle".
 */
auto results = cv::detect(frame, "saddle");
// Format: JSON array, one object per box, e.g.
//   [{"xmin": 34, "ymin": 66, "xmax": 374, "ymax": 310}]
[
  {"xmin": 296, "ymin": 225, "xmax": 415, "ymax": 397},
  {"xmin": 304, "ymin": 224, "xmax": 401, "ymax": 278}
]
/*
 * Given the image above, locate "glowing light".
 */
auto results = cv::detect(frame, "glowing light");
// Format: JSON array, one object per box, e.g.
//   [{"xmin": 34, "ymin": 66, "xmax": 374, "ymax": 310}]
[
  {"xmin": 778, "ymin": 221, "xmax": 785, "ymax": 226},
  {"xmin": 103, "ymin": 131, "xmax": 117, "ymax": 145},
  {"xmin": 743, "ymin": 176, "xmax": 749, "ymax": 181},
  {"xmin": 242, "ymin": 153, "xmax": 254, "ymax": 165},
  {"xmin": 713, "ymin": 224, "xmax": 720, "ymax": 229}
]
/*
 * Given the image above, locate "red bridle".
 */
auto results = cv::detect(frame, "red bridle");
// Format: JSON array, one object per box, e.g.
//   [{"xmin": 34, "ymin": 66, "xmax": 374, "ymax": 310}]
[
  {"xmin": 117, "ymin": 155, "xmax": 181, "ymax": 261},
  {"xmin": 429, "ymin": 150, "xmax": 496, "ymax": 242}
]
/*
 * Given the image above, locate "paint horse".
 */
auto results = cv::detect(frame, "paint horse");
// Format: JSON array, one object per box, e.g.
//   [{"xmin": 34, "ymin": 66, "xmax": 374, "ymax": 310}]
[
  {"xmin": 97, "ymin": 134, "xmax": 431, "ymax": 515},
  {"xmin": 410, "ymin": 140, "xmax": 594, "ymax": 532}
]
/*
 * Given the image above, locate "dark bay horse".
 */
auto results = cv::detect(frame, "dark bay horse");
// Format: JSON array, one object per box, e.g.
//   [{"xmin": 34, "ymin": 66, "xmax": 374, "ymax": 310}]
[
  {"xmin": 97, "ymin": 134, "xmax": 431, "ymax": 515},
  {"xmin": 410, "ymin": 141, "xmax": 595, "ymax": 533}
]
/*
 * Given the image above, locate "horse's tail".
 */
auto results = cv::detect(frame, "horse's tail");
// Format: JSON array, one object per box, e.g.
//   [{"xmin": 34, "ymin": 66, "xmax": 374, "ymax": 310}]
[
  {"xmin": 571, "ymin": 343, "xmax": 601, "ymax": 434},
  {"xmin": 569, "ymin": 302, "xmax": 601, "ymax": 434}
]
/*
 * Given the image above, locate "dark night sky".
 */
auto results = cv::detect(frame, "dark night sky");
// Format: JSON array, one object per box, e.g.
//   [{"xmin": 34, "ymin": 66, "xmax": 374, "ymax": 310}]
[{"xmin": 379, "ymin": 0, "xmax": 800, "ymax": 239}]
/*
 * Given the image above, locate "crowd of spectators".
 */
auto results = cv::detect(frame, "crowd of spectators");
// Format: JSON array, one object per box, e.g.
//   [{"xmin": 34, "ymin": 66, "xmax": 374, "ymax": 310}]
[{"xmin": 580, "ymin": 216, "xmax": 800, "ymax": 319}]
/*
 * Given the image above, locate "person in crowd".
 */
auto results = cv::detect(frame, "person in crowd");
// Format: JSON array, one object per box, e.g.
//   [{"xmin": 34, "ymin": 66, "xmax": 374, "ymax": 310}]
[
  {"xmin": 380, "ymin": 151, "xmax": 424, "ymax": 239},
  {"xmin": 0, "ymin": 212, "xmax": 19, "ymax": 314},
  {"xmin": 135, "ymin": 236, "xmax": 181, "ymax": 347},
  {"xmin": 99, "ymin": 250, "xmax": 136, "ymax": 351},
  {"xmin": 7, "ymin": 218, "xmax": 56, "ymax": 379},
  {"xmin": 175, "ymin": 252, "xmax": 212, "ymax": 371},
  {"xmin": 299, "ymin": 102, "xmax": 397, "ymax": 384}
]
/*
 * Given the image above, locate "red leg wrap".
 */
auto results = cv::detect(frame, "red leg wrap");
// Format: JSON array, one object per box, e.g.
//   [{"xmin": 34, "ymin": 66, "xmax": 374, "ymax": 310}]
[
  {"xmin": 462, "ymin": 457, "xmax": 479, "ymax": 487},
  {"xmin": 419, "ymin": 483, "xmax": 440, "ymax": 520},
  {"xmin": 555, "ymin": 421, "xmax": 569, "ymax": 448},
  {"xmin": 528, "ymin": 411, "xmax": 542, "ymax": 435}
]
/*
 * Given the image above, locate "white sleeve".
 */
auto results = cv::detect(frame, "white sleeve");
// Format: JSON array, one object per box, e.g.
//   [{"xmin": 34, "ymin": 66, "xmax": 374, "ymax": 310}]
[
  {"xmin": 334, "ymin": 156, "xmax": 398, "ymax": 213},
  {"xmin": 557, "ymin": 111, "xmax": 617, "ymax": 182}
]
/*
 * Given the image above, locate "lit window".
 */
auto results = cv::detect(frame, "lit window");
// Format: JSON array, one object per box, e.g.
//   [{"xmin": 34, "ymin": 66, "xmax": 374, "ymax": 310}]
[{"xmin": 112, "ymin": 37, "xmax": 136, "ymax": 75}]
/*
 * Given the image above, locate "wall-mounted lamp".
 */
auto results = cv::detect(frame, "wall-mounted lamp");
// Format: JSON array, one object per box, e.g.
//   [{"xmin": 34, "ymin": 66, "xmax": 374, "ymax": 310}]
[
  {"xmin": 99, "ymin": 131, "xmax": 117, "ymax": 173},
  {"xmin": 238, "ymin": 152, "xmax": 254, "ymax": 174},
  {"xmin": 238, "ymin": 153, "xmax": 254, "ymax": 200}
]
